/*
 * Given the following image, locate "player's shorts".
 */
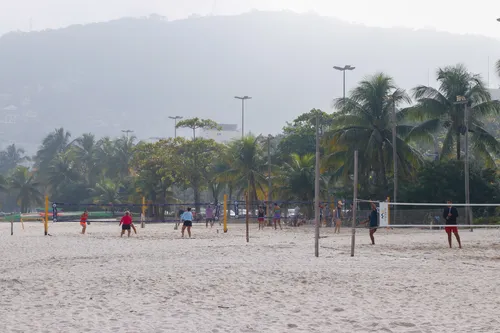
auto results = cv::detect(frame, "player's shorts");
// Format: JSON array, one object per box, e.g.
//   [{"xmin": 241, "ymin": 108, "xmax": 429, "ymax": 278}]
[
  {"xmin": 445, "ymin": 226, "xmax": 458, "ymax": 233},
  {"xmin": 80, "ymin": 221, "xmax": 87, "ymax": 226},
  {"xmin": 122, "ymin": 224, "xmax": 131, "ymax": 230},
  {"xmin": 183, "ymin": 221, "xmax": 193, "ymax": 227},
  {"xmin": 258, "ymin": 217, "xmax": 264, "ymax": 222}
]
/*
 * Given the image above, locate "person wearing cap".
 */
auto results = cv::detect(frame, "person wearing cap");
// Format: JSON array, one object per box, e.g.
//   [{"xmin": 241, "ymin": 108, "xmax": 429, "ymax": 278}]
[
  {"xmin": 334, "ymin": 201, "xmax": 344, "ymax": 233},
  {"xmin": 119, "ymin": 211, "xmax": 133, "ymax": 237}
]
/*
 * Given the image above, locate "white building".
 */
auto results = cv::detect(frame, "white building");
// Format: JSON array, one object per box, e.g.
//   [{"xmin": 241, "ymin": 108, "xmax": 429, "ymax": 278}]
[
  {"xmin": 489, "ymin": 88, "xmax": 500, "ymax": 100},
  {"xmin": 201, "ymin": 123, "xmax": 240, "ymax": 144}
]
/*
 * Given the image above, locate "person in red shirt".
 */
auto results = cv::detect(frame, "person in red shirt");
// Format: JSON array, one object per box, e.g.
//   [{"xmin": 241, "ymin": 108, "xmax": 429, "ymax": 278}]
[
  {"xmin": 80, "ymin": 209, "xmax": 89, "ymax": 235},
  {"xmin": 119, "ymin": 211, "xmax": 133, "ymax": 237}
]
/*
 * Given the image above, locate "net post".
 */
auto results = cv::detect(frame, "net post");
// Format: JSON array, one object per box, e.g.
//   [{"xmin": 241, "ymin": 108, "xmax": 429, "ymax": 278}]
[
  {"xmin": 387, "ymin": 196, "xmax": 391, "ymax": 231},
  {"xmin": 141, "ymin": 197, "xmax": 146, "ymax": 228},
  {"xmin": 10, "ymin": 214, "xmax": 13, "ymax": 236},
  {"xmin": 223, "ymin": 194, "xmax": 228, "ymax": 233},
  {"xmin": 245, "ymin": 191, "xmax": 249, "ymax": 243},
  {"xmin": 351, "ymin": 150, "xmax": 358, "ymax": 257},
  {"xmin": 44, "ymin": 195, "xmax": 49, "ymax": 235}
]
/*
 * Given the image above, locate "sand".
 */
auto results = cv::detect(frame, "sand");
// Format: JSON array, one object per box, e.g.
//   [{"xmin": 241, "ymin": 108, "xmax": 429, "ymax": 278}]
[{"xmin": 1, "ymin": 221, "xmax": 500, "ymax": 333}]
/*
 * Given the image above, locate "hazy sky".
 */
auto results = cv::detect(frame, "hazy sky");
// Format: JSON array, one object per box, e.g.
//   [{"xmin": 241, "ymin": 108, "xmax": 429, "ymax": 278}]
[{"xmin": 1, "ymin": 0, "xmax": 500, "ymax": 39}]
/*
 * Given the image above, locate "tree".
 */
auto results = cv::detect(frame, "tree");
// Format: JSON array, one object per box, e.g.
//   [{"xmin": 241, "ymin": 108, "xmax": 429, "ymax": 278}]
[
  {"xmin": 327, "ymin": 73, "xmax": 422, "ymax": 198},
  {"xmin": 8, "ymin": 166, "xmax": 43, "ymax": 213},
  {"xmin": 278, "ymin": 153, "xmax": 315, "ymax": 216},
  {"xmin": 223, "ymin": 135, "xmax": 267, "ymax": 202},
  {"xmin": 175, "ymin": 118, "xmax": 220, "ymax": 139},
  {"xmin": 73, "ymin": 133, "xmax": 100, "ymax": 186},
  {"xmin": 406, "ymin": 64, "xmax": 500, "ymax": 164},
  {"xmin": 175, "ymin": 137, "xmax": 221, "ymax": 211},
  {"xmin": 0, "ymin": 144, "xmax": 28, "ymax": 174},
  {"xmin": 497, "ymin": 59, "xmax": 500, "ymax": 79},
  {"xmin": 35, "ymin": 128, "xmax": 72, "ymax": 174},
  {"xmin": 278, "ymin": 109, "xmax": 333, "ymax": 160},
  {"xmin": 91, "ymin": 179, "xmax": 124, "ymax": 214}
]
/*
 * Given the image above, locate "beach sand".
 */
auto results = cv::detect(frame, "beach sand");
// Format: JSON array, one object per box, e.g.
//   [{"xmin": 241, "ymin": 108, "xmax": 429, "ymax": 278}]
[{"xmin": 1, "ymin": 222, "xmax": 499, "ymax": 333}]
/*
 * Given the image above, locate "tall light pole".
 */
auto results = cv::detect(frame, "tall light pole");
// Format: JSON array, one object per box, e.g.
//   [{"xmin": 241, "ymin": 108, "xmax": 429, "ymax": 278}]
[
  {"xmin": 333, "ymin": 65, "xmax": 355, "ymax": 99},
  {"xmin": 122, "ymin": 129, "xmax": 133, "ymax": 139},
  {"xmin": 169, "ymin": 116, "xmax": 183, "ymax": 138},
  {"xmin": 386, "ymin": 95, "xmax": 398, "ymax": 224},
  {"xmin": 455, "ymin": 95, "xmax": 472, "ymax": 231},
  {"xmin": 234, "ymin": 96, "xmax": 252, "ymax": 138}
]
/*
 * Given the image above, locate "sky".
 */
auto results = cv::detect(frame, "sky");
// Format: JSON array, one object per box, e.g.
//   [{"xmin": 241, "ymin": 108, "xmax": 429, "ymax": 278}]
[{"xmin": 1, "ymin": 0, "xmax": 500, "ymax": 39}]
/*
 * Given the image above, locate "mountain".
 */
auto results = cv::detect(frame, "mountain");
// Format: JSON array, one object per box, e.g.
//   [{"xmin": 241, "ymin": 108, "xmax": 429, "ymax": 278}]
[{"xmin": 0, "ymin": 11, "xmax": 500, "ymax": 153}]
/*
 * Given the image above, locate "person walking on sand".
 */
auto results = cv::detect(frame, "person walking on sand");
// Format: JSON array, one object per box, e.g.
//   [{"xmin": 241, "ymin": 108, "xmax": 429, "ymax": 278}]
[
  {"xmin": 119, "ymin": 211, "xmax": 133, "ymax": 237},
  {"xmin": 334, "ymin": 201, "xmax": 343, "ymax": 234},
  {"xmin": 273, "ymin": 203, "xmax": 282, "ymax": 230},
  {"xmin": 80, "ymin": 209, "xmax": 89, "ymax": 234},
  {"xmin": 181, "ymin": 207, "xmax": 193, "ymax": 238},
  {"xmin": 443, "ymin": 200, "xmax": 462, "ymax": 249},
  {"xmin": 258, "ymin": 206, "xmax": 265, "ymax": 230},
  {"xmin": 361, "ymin": 202, "xmax": 378, "ymax": 245},
  {"xmin": 205, "ymin": 205, "xmax": 214, "ymax": 228}
]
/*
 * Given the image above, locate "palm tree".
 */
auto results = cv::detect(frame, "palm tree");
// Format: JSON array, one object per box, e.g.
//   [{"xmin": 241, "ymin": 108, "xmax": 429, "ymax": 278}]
[
  {"xmin": 327, "ymin": 73, "xmax": 422, "ymax": 196},
  {"xmin": 73, "ymin": 133, "xmax": 100, "ymax": 186},
  {"xmin": 91, "ymin": 179, "xmax": 124, "ymax": 214},
  {"xmin": 8, "ymin": 166, "xmax": 43, "ymax": 213},
  {"xmin": 35, "ymin": 128, "xmax": 72, "ymax": 175},
  {"xmin": 0, "ymin": 144, "xmax": 28, "ymax": 174},
  {"xmin": 406, "ymin": 64, "xmax": 500, "ymax": 164},
  {"xmin": 279, "ymin": 153, "xmax": 315, "ymax": 216},
  {"xmin": 223, "ymin": 136, "xmax": 267, "ymax": 202}
]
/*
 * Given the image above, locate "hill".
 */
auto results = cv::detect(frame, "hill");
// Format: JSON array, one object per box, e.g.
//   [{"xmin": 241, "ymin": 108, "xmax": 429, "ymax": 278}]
[{"xmin": 0, "ymin": 11, "xmax": 500, "ymax": 153}]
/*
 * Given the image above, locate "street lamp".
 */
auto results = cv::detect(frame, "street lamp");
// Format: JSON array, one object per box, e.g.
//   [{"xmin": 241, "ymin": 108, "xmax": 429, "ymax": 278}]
[
  {"xmin": 122, "ymin": 129, "xmax": 133, "ymax": 139},
  {"xmin": 267, "ymin": 134, "xmax": 273, "ymax": 226},
  {"xmin": 333, "ymin": 65, "xmax": 355, "ymax": 99},
  {"xmin": 454, "ymin": 95, "xmax": 472, "ymax": 231},
  {"xmin": 234, "ymin": 96, "xmax": 252, "ymax": 138},
  {"xmin": 169, "ymin": 116, "xmax": 183, "ymax": 138}
]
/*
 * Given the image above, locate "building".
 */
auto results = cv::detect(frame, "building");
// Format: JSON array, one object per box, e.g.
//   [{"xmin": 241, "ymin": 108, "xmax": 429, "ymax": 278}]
[
  {"xmin": 489, "ymin": 88, "xmax": 500, "ymax": 100},
  {"xmin": 201, "ymin": 123, "xmax": 240, "ymax": 143}
]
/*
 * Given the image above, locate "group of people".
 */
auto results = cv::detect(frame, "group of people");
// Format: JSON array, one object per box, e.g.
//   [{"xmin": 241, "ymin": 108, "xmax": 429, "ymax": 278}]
[
  {"xmin": 80, "ymin": 209, "xmax": 137, "ymax": 237},
  {"xmin": 77, "ymin": 199, "xmax": 464, "ymax": 248}
]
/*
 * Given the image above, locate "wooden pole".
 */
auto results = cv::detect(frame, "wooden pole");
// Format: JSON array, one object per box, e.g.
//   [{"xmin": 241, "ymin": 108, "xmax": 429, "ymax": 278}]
[
  {"xmin": 223, "ymin": 194, "xmax": 228, "ymax": 233},
  {"xmin": 350, "ymin": 151, "xmax": 358, "ymax": 257},
  {"xmin": 245, "ymin": 190, "xmax": 249, "ymax": 243},
  {"xmin": 314, "ymin": 115, "xmax": 320, "ymax": 257},
  {"xmin": 141, "ymin": 196, "xmax": 146, "ymax": 228},
  {"xmin": 10, "ymin": 215, "xmax": 13, "ymax": 236},
  {"xmin": 44, "ymin": 195, "xmax": 49, "ymax": 236}
]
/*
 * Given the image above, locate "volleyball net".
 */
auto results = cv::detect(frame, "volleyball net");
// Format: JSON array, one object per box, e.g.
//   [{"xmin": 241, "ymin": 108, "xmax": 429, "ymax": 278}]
[{"xmin": 355, "ymin": 199, "xmax": 500, "ymax": 229}]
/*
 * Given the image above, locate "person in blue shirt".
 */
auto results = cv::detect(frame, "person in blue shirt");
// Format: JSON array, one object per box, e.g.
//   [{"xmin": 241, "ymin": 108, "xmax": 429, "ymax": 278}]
[
  {"xmin": 181, "ymin": 207, "xmax": 193, "ymax": 238},
  {"xmin": 361, "ymin": 202, "xmax": 378, "ymax": 245}
]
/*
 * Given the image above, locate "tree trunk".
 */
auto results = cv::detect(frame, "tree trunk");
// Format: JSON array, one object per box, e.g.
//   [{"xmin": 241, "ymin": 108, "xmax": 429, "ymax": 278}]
[
  {"xmin": 193, "ymin": 184, "xmax": 201, "ymax": 213},
  {"xmin": 379, "ymin": 146, "xmax": 388, "ymax": 197},
  {"xmin": 456, "ymin": 132, "xmax": 461, "ymax": 160}
]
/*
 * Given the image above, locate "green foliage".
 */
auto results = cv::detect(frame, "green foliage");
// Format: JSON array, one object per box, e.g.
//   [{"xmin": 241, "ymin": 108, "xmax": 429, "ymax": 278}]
[
  {"xmin": 176, "ymin": 118, "xmax": 220, "ymax": 139},
  {"xmin": 278, "ymin": 109, "xmax": 332, "ymax": 158},
  {"xmin": 400, "ymin": 160, "xmax": 500, "ymax": 205},
  {"xmin": 405, "ymin": 64, "xmax": 500, "ymax": 164},
  {"xmin": 8, "ymin": 166, "xmax": 43, "ymax": 213}
]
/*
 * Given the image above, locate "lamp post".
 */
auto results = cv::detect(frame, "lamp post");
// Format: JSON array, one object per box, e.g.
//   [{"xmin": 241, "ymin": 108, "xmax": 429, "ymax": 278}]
[
  {"xmin": 169, "ymin": 116, "xmax": 183, "ymax": 138},
  {"xmin": 385, "ymin": 95, "xmax": 398, "ymax": 224},
  {"xmin": 234, "ymin": 96, "xmax": 252, "ymax": 138},
  {"xmin": 333, "ymin": 65, "xmax": 355, "ymax": 99},
  {"xmin": 314, "ymin": 115, "xmax": 320, "ymax": 257},
  {"xmin": 455, "ymin": 95, "xmax": 472, "ymax": 231},
  {"xmin": 122, "ymin": 129, "xmax": 133, "ymax": 139}
]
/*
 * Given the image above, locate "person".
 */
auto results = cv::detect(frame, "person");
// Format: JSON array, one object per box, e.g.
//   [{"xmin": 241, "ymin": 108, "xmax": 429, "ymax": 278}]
[
  {"xmin": 443, "ymin": 200, "xmax": 462, "ymax": 249},
  {"xmin": 119, "ymin": 211, "xmax": 133, "ymax": 237},
  {"xmin": 361, "ymin": 202, "xmax": 378, "ymax": 245},
  {"xmin": 80, "ymin": 209, "xmax": 89, "ymax": 234},
  {"xmin": 206, "ymin": 205, "xmax": 214, "ymax": 228},
  {"xmin": 181, "ymin": 207, "xmax": 193, "ymax": 238},
  {"xmin": 273, "ymin": 203, "xmax": 282, "ymax": 230},
  {"xmin": 257, "ymin": 206, "xmax": 265, "ymax": 230},
  {"xmin": 293, "ymin": 205, "xmax": 300, "ymax": 227},
  {"xmin": 334, "ymin": 201, "xmax": 343, "ymax": 234},
  {"xmin": 176, "ymin": 206, "xmax": 184, "ymax": 230}
]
